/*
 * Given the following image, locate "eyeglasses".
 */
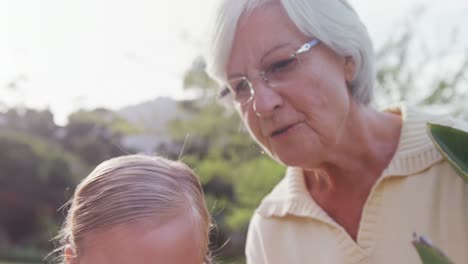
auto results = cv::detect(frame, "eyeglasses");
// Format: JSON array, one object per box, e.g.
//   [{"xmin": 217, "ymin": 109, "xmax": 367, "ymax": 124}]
[{"xmin": 218, "ymin": 39, "xmax": 320, "ymax": 105}]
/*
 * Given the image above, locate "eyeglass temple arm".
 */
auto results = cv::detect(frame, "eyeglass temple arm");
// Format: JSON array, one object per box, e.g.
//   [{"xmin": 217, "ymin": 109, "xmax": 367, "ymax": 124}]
[
  {"xmin": 292, "ymin": 39, "xmax": 320, "ymax": 56},
  {"xmin": 218, "ymin": 86, "xmax": 230, "ymax": 99}
]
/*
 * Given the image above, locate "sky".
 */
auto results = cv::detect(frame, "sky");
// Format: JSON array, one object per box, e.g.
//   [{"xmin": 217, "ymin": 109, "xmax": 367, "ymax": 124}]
[{"xmin": 0, "ymin": 0, "xmax": 467, "ymax": 124}]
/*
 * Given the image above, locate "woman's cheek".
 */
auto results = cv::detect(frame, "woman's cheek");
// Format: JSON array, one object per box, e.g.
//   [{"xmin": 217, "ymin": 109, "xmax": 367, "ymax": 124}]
[{"xmin": 243, "ymin": 109, "xmax": 264, "ymax": 142}]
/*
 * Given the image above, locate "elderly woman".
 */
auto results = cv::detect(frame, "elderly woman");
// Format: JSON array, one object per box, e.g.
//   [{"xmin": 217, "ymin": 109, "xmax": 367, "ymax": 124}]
[{"xmin": 206, "ymin": 0, "xmax": 468, "ymax": 263}]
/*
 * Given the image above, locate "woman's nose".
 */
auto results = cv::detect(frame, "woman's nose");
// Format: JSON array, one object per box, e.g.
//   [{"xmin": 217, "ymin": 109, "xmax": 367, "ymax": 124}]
[{"xmin": 251, "ymin": 81, "xmax": 283, "ymax": 117}]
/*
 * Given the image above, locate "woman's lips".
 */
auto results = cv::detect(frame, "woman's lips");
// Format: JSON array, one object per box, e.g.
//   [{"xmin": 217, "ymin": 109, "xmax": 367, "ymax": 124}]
[{"xmin": 270, "ymin": 123, "xmax": 300, "ymax": 138}]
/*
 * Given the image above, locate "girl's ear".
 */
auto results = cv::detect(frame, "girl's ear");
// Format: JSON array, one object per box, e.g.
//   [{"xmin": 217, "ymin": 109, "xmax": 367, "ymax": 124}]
[
  {"xmin": 64, "ymin": 245, "xmax": 77, "ymax": 264},
  {"xmin": 344, "ymin": 56, "xmax": 356, "ymax": 82}
]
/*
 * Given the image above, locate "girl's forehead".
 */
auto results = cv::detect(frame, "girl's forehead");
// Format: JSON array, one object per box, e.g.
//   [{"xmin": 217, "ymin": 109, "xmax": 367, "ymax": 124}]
[{"xmin": 79, "ymin": 216, "xmax": 202, "ymax": 264}]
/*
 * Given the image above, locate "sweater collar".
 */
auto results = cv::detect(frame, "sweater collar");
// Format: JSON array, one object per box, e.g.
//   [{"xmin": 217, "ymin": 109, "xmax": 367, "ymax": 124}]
[{"xmin": 381, "ymin": 103, "xmax": 451, "ymax": 177}]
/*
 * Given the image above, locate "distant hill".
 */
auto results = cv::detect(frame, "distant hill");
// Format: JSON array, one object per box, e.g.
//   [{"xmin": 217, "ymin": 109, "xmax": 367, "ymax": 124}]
[
  {"xmin": 117, "ymin": 97, "xmax": 190, "ymax": 153},
  {"xmin": 118, "ymin": 97, "xmax": 186, "ymax": 134}
]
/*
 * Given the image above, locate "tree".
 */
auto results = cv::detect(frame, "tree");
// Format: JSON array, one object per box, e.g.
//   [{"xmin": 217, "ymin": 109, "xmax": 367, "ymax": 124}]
[
  {"xmin": 61, "ymin": 108, "xmax": 139, "ymax": 165},
  {"xmin": 0, "ymin": 129, "xmax": 86, "ymax": 249},
  {"xmin": 3, "ymin": 108, "xmax": 57, "ymax": 139}
]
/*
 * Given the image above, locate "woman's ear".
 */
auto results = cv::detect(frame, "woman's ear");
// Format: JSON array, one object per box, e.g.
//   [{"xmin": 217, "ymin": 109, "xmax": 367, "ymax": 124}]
[
  {"xmin": 64, "ymin": 245, "xmax": 78, "ymax": 264},
  {"xmin": 344, "ymin": 56, "xmax": 356, "ymax": 82}
]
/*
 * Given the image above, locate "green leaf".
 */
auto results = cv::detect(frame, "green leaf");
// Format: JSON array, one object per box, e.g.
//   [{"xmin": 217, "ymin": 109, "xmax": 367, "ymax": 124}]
[
  {"xmin": 412, "ymin": 234, "xmax": 454, "ymax": 264},
  {"xmin": 427, "ymin": 123, "xmax": 468, "ymax": 183}
]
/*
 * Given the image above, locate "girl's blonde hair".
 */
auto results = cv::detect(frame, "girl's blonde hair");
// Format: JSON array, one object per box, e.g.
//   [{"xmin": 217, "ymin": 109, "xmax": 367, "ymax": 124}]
[{"xmin": 51, "ymin": 154, "xmax": 211, "ymax": 263}]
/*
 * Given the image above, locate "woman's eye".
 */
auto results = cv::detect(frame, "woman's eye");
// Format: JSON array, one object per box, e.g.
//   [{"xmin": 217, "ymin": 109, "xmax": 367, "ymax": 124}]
[
  {"xmin": 228, "ymin": 78, "xmax": 250, "ymax": 95},
  {"xmin": 235, "ymin": 80, "xmax": 250, "ymax": 94},
  {"xmin": 269, "ymin": 58, "xmax": 296, "ymax": 73}
]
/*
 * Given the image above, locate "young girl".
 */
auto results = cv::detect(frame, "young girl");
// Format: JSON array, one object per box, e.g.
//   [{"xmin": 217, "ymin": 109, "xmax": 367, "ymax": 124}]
[{"xmin": 52, "ymin": 154, "xmax": 211, "ymax": 264}]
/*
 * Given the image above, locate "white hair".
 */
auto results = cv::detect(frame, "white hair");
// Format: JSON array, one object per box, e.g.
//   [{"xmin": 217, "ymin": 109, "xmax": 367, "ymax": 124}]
[{"xmin": 206, "ymin": 0, "xmax": 375, "ymax": 104}]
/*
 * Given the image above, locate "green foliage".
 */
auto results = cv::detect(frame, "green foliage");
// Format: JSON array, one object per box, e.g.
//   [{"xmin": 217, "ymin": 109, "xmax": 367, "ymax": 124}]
[
  {"xmin": 413, "ymin": 234, "xmax": 454, "ymax": 264},
  {"xmin": 196, "ymin": 155, "xmax": 284, "ymax": 232},
  {"xmin": 0, "ymin": 129, "xmax": 87, "ymax": 250},
  {"xmin": 233, "ymin": 158, "xmax": 284, "ymax": 208},
  {"xmin": 427, "ymin": 123, "xmax": 468, "ymax": 183},
  {"xmin": 3, "ymin": 108, "xmax": 57, "ymax": 139},
  {"xmin": 62, "ymin": 109, "xmax": 136, "ymax": 165},
  {"xmin": 68, "ymin": 108, "xmax": 142, "ymax": 135},
  {"xmin": 0, "ymin": 129, "xmax": 85, "ymax": 197},
  {"xmin": 0, "ymin": 246, "xmax": 44, "ymax": 263},
  {"xmin": 0, "ymin": 104, "xmax": 141, "ymax": 256},
  {"xmin": 183, "ymin": 56, "xmax": 219, "ymax": 93},
  {"xmin": 221, "ymin": 158, "xmax": 283, "ymax": 233}
]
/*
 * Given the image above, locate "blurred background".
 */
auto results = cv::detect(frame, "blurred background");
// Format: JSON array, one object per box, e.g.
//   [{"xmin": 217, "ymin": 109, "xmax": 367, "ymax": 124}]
[{"xmin": 0, "ymin": 0, "xmax": 467, "ymax": 263}]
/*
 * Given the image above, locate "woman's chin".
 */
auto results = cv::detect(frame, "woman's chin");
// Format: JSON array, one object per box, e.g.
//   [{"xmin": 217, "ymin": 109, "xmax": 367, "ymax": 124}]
[
  {"xmin": 272, "ymin": 150, "xmax": 322, "ymax": 169},
  {"xmin": 266, "ymin": 137, "xmax": 323, "ymax": 167}
]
